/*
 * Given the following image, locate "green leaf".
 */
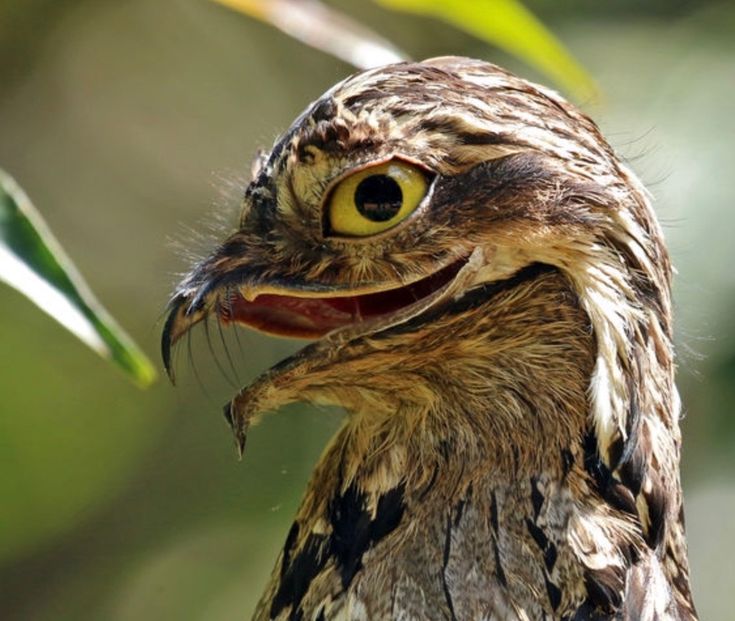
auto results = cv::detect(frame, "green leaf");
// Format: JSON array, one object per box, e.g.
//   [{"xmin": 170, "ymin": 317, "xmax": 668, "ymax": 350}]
[
  {"xmin": 0, "ymin": 170, "xmax": 156, "ymax": 387},
  {"xmin": 376, "ymin": 0, "xmax": 597, "ymax": 101},
  {"xmin": 212, "ymin": 0, "xmax": 409, "ymax": 69}
]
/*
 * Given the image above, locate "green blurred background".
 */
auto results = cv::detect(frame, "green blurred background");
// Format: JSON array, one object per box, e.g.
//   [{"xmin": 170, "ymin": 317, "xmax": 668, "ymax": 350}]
[{"xmin": 1, "ymin": 1, "xmax": 734, "ymax": 619}]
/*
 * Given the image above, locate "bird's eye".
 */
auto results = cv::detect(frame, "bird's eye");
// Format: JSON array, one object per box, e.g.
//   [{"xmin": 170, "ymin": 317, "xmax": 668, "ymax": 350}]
[{"xmin": 326, "ymin": 160, "xmax": 430, "ymax": 237}]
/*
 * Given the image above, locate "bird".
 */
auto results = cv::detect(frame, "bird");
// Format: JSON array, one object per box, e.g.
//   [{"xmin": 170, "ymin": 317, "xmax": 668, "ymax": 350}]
[{"xmin": 162, "ymin": 56, "xmax": 697, "ymax": 620}]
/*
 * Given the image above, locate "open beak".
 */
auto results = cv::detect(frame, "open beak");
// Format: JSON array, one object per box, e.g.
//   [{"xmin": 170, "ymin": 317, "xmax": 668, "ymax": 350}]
[
  {"xmin": 161, "ymin": 251, "xmax": 472, "ymax": 381},
  {"xmin": 161, "ymin": 244, "xmax": 493, "ymax": 456}
]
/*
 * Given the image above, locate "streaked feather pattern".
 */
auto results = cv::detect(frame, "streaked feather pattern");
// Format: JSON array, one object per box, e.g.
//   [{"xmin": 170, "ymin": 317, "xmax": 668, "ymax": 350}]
[{"xmin": 164, "ymin": 57, "xmax": 696, "ymax": 620}]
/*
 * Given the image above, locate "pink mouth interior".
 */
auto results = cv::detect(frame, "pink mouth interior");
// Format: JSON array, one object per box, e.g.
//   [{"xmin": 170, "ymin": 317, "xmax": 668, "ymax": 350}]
[{"xmin": 218, "ymin": 257, "xmax": 466, "ymax": 338}]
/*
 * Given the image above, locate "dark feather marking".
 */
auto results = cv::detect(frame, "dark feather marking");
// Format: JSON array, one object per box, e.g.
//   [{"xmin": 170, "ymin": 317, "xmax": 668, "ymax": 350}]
[
  {"xmin": 341, "ymin": 89, "xmax": 386, "ymax": 108},
  {"xmin": 329, "ymin": 482, "xmax": 406, "ymax": 588},
  {"xmin": 583, "ymin": 430, "xmax": 609, "ymax": 486},
  {"xmin": 643, "ymin": 478, "xmax": 667, "ymax": 549},
  {"xmin": 458, "ymin": 130, "xmax": 519, "ymax": 147},
  {"xmin": 492, "ymin": 538, "xmax": 507, "ymax": 587},
  {"xmin": 270, "ymin": 483, "xmax": 405, "ymax": 619},
  {"xmin": 584, "ymin": 565, "xmax": 625, "ymax": 612},
  {"xmin": 526, "ymin": 518, "xmax": 549, "ymax": 551},
  {"xmin": 545, "ymin": 576, "xmax": 562, "ymax": 611},
  {"xmin": 619, "ymin": 421, "xmax": 666, "ymax": 550},
  {"xmin": 564, "ymin": 599, "xmax": 609, "ymax": 620},
  {"xmin": 526, "ymin": 514, "xmax": 561, "ymax": 609},
  {"xmin": 440, "ymin": 497, "xmax": 470, "ymax": 619},
  {"xmin": 474, "ymin": 154, "xmax": 607, "ymax": 225},
  {"xmin": 617, "ymin": 436, "xmax": 647, "ymax": 497},
  {"xmin": 281, "ymin": 522, "xmax": 300, "ymax": 580},
  {"xmin": 606, "ymin": 481, "xmax": 638, "ymax": 517},
  {"xmin": 526, "ymin": 518, "xmax": 558, "ymax": 572},
  {"xmin": 270, "ymin": 533, "xmax": 329, "ymax": 620},
  {"xmin": 328, "ymin": 484, "xmax": 372, "ymax": 587},
  {"xmin": 583, "ymin": 431, "xmax": 639, "ymax": 517},
  {"xmin": 582, "ymin": 429, "xmax": 647, "ymax": 576},
  {"xmin": 620, "ymin": 424, "xmax": 667, "ymax": 550},
  {"xmin": 490, "ymin": 491, "xmax": 499, "ymax": 534},
  {"xmin": 297, "ymin": 120, "xmax": 353, "ymax": 156},
  {"xmin": 309, "ymin": 97, "xmax": 337, "ymax": 124},
  {"xmin": 607, "ymin": 435, "xmax": 625, "ymax": 471},
  {"xmin": 530, "ymin": 476, "xmax": 544, "ymax": 519},
  {"xmin": 453, "ymin": 485, "xmax": 471, "ymax": 527},
  {"xmin": 441, "ymin": 513, "xmax": 459, "ymax": 621},
  {"xmin": 431, "ymin": 153, "xmax": 559, "ymax": 225}
]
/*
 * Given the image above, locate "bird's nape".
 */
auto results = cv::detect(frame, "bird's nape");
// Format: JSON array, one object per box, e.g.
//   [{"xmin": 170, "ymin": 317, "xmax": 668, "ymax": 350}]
[{"xmin": 163, "ymin": 56, "xmax": 697, "ymax": 620}]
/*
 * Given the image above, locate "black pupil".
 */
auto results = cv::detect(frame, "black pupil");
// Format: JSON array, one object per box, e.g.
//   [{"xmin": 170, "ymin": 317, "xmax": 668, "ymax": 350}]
[{"xmin": 354, "ymin": 174, "xmax": 403, "ymax": 222}]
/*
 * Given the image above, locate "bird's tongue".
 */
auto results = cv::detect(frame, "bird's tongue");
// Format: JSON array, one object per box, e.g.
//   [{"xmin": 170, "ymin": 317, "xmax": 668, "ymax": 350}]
[{"xmin": 219, "ymin": 258, "xmax": 466, "ymax": 339}]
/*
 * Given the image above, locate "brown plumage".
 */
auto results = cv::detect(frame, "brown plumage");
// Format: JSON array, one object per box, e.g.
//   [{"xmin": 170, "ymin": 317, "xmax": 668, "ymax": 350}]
[{"xmin": 162, "ymin": 57, "xmax": 697, "ymax": 620}]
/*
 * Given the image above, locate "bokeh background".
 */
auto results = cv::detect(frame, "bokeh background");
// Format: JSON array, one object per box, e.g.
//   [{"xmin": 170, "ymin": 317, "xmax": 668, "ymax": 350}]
[{"xmin": 1, "ymin": 1, "xmax": 734, "ymax": 619}]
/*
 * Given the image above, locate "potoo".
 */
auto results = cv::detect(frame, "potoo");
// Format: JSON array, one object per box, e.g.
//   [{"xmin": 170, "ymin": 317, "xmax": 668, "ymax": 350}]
[{"xmin": 163, "ymin": 57, "xmax": 696, "ymax": 620}]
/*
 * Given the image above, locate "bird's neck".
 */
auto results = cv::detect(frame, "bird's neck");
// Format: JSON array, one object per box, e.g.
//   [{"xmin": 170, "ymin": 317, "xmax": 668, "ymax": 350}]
[
  {"xmin": 287, "ymin": 285, "xmax": 596, "ymax": 618},
  {"xmin": 288, "ymin": 269, "xmax": 595, "ymax": 585},
  {"xmin": 266, "ymin": 267, "xmax": 695, "ymax": 619},
  {"xmin": 336, "ymin": 267, "xmax": 595, "ymax": 491}
]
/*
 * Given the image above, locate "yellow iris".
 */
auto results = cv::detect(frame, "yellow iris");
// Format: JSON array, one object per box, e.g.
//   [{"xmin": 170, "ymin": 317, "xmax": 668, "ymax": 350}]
[{"xmin": 326, "ymin": 160, "xmax": 429, "ymax": 237}]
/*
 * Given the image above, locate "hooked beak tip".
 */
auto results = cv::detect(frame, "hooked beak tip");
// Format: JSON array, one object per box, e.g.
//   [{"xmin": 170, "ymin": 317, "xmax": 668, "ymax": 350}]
[
  {"xmin": 161, "ymin": 302, "xmax": 181, "ymax": 384},
  {"xmin": 161, "ymin": 295, "xmax": 203, "ymax": 384},
  {"xmin": 161, "ymin": 291, "xmax": 217, "ymax": 383},
  {"xmin": 223, "ymin": 401, "xmax": 248, "ymax": 460}
]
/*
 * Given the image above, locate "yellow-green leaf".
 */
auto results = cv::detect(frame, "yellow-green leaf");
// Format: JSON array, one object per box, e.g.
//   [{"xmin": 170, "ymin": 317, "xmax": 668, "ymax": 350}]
[
  {"xmin": 0, "ymin": 170, "xmax": 156, "ymax": 387},
  {"xmin": 212, "ymin": 0, "xmax": 408, "ymax": 69},
  {"xmin": 376, "ymin": 0, "xmax": 597, "ymax": 101}
]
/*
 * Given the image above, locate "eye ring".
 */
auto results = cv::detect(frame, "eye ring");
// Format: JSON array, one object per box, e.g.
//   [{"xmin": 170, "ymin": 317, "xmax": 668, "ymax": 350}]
[{"xmin": 324, "ymin": 158, "xmax": 432, "ymax": 239}]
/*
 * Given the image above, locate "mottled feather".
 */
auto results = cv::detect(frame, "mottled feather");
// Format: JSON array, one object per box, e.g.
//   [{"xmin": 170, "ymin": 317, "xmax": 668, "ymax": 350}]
[{"xmin": 164, "ymin": 57, "xmax": 696, "ymax": 620}]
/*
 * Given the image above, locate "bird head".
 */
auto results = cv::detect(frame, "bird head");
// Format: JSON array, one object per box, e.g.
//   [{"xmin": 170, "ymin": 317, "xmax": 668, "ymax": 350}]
[{"xmin": 162, "ymin": 57, "xmax": 672, "ymax": 464}]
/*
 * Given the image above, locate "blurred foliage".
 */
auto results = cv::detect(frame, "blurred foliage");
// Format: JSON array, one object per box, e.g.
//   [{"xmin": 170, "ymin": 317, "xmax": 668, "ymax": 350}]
[
  {"xmin": 0, "ymin": 0, "xmax": 734, "ymax": 620},
  {"xmin": 0, "ymin": 170, "xmax": 156, "ymax": 385},
  {"xmin": 216, "ymin": 0, "xmax": 595, "ymax": 100},
  {"xmin": 212, "ymin": 0, "xmax": 408, "ymax": 69},
  {"xmin": 376, "ymin": 0, "xmax": 595, "ymax": 100}
]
